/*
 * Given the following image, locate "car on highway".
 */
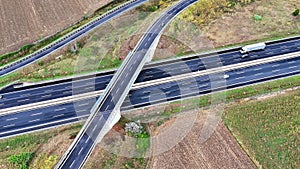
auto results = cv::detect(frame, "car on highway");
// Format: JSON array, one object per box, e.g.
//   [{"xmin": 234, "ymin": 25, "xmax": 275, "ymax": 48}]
[{"xmin": 224, "ymin": 74, "xmax": 229, "ymax": 79}]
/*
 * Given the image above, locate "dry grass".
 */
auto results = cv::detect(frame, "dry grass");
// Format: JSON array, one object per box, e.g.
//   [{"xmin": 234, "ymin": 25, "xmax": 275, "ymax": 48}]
[{"xmin": 204, "ymin": 0, "xmax": 300, "ymax": 47}]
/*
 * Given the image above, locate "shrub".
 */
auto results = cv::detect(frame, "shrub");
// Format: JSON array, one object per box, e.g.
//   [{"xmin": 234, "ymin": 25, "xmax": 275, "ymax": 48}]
[
  {"xmin": 8, "ymin": 152, "xmax": 34, "ymax": 169},
  {"xmin": 253, "ymin": 14, "xmax": 262, "ymax": 21},
  {"xmin": 292, "ymin": 9, "xmax": 299, "ymax": 16}
]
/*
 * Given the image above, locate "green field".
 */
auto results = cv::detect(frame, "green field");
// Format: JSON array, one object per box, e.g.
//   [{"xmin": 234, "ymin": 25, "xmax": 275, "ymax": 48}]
[{"xmin": 223, "ymin": 90, "xmax": 300, "ymax": 168}]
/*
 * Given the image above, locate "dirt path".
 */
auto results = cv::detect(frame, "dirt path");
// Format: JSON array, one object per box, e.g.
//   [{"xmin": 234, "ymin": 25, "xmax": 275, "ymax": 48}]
[{"xmin": 0, "ymin": 0, "xmax": 112, "ymax": 55}]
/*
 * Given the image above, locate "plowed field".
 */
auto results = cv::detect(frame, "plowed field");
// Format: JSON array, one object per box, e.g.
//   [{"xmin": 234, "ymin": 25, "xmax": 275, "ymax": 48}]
[{"xmin": 0, "ymin": 0, "xmax": 112, "ymax": 55}]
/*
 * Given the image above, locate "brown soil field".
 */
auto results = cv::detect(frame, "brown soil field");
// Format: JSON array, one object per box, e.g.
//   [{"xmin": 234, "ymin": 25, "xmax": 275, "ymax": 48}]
[
  {"xmin": 204, "ymin": 0, "xmax": 300, "ymax": 47},
  {"xmin": 149, "ymin": 110, "xmax": 256, "ymax": 169},
  {"xmin": 0, "ymin": 0, "xmax": 112, "ymax": 55}
]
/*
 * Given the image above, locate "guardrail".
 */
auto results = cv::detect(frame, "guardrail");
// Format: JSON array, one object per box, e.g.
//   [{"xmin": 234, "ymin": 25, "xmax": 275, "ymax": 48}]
[{"xmin": 3, "ymin": 50, "xmax": 300, "ymax": 116}]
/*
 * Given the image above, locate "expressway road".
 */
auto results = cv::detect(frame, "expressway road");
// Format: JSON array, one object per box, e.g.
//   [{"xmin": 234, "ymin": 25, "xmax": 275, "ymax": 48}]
[
  {"xmin": 0, "ymin": 0, "xmax": 148, "ymax": 77},
  {"xmin": 55, "ymin": 0, "xmax": 200, "ymax": 168},
  {"xmin": 1, "ymin": 37, "xmax": 300, "ymax": 109},
  {"xmin": 1, "ymin": 53, "xmax": 300, "ymax": 139}
]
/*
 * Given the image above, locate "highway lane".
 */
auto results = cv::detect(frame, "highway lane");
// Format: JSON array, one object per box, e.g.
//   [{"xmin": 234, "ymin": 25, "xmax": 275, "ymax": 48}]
[
  {"xmin": 0, "ymin": 36, "xmax": 295, "ymax": 93},
  {"xmin": 1, "ymin": 37, "xmax": 300, "ymax": 109},
  {"xmin": 56, "ymin": 0, "xmax": 200, "ymax": 168},
  {"xmin": 0, "ymin": 0, "xmax": 148, "ymax": 77},
  {"xmin": 2, "ymin": 55, "xmax": 300, "ymax": 139}
]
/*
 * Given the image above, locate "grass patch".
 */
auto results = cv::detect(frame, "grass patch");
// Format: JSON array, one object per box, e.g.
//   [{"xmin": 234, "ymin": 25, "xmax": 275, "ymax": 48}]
[
  {"xmin": 0, "ymin": 134, "xmax": 52, "ymax": 155},
  {"xmin": 8, "ymin": 152, "xmax": 34, "ymax": 169},
  {"xmin": 223, "ymin": 90, "xmax": 300, "ymax": 168},
  {"xmin": 136, "ymin": 132, "xmax": 150, "ymax": 155},
  {"xmin": 0, "ymin": 123, "xmax": 82, "ymax": 168},
  {"xmin": 31, "ymin": 154, "xmax": 58, "ymax": 169}
]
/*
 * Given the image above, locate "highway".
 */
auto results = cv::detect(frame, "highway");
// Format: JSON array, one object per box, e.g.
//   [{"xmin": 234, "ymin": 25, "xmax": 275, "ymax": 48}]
[
  {"xmin": 1, "ymin": 37, "xmax": 300, "ymax": 109},
  {"xmin": 55, "ymin": 0, "xmax": 200, "ymax": 168},
  {"xmin": 1, "ymin": 54, "xmax": 300, "ymax": 139},
  {"xmin": 0, "ymin": 0, "xmax": 148, "ymax": 77}
]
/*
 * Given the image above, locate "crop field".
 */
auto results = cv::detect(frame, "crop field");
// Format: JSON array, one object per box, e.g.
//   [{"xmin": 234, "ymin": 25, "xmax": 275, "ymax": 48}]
[
  {"xmin": 0, "ymin": 0, "xmax": 112, "ymax": 55},
  {"xmin": 223, "ymin": 90, "xmax": 300, "ymax": 168}
]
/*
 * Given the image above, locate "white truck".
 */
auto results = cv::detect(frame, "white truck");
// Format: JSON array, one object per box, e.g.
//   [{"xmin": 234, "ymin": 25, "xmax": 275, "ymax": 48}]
[{"xmin": 240, "ymin": 42, "xmax": 266, "ymax": 58}]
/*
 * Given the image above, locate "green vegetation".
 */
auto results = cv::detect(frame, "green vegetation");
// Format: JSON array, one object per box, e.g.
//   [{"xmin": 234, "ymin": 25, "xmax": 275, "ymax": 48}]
[
  {"xmin": 136, "ymin": 132, "xmax": 150, "ymax": 155},
  {"xmin": 179, "ymin": 0, "xmax": 255, "ymax": 26},
  {"xmin": 137, "ymin": 0, "xmax": 174, "ymax": 12},
  {"xmin": 8, "ymin": 152, "xmax": 34, "ymax": 169},
  {"xmin": 122, "ymin": 158, "xmax": 148, "ymax": 169},
  {"xmin": 0, "ymin": 134, "xmax": 52, "ymax": 154},
  {"xmin": 292, "ymin": 9, "xmax": 300, "ymax": 16},
  {"xmin": 0, "ymin": 124, "xmax": 82, "ymax": 168},
  {"xmin": 253, "ymin": 14, "xmax": 262, "ymax": 21},
  {"xmin": 94, "ymin": 150, "xmax": 148, "ymax": 169},
  {"xmin": 101, "ymin": 153, "xmax": 118, "ymax": 168},
  {"xmin": 31, "ymin": 154, "xmax": 58, "ymax": 169},
  {"xmin": 223, "ymin": 90, "xmax": 300, "ymax": 168}
]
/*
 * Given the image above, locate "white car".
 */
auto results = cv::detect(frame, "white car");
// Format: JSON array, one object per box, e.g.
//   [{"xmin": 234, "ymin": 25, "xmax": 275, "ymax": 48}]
[
  {"xmin": 224, "ymin": 74, "xmax": 229, "ymax": 79},
  {"xmin": 0, "ymin": 95, "xmax": 2, "ymax": 99}
]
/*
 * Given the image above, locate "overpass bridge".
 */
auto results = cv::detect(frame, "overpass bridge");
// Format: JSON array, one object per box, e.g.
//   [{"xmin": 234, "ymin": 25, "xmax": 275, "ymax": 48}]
[{"xmin": 55, "ymin": 0, "xmax": 199, "ymax": 168}]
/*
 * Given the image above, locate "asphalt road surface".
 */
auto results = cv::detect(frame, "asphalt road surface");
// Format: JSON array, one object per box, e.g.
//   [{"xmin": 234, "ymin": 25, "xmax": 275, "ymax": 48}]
[
  {"xmin": 1, "ymin": 38, "xmax": 300, "ymax": 109},
  {"xmin": 1, "ymin": 55, "xmax": 300, "ymax": 139}
]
